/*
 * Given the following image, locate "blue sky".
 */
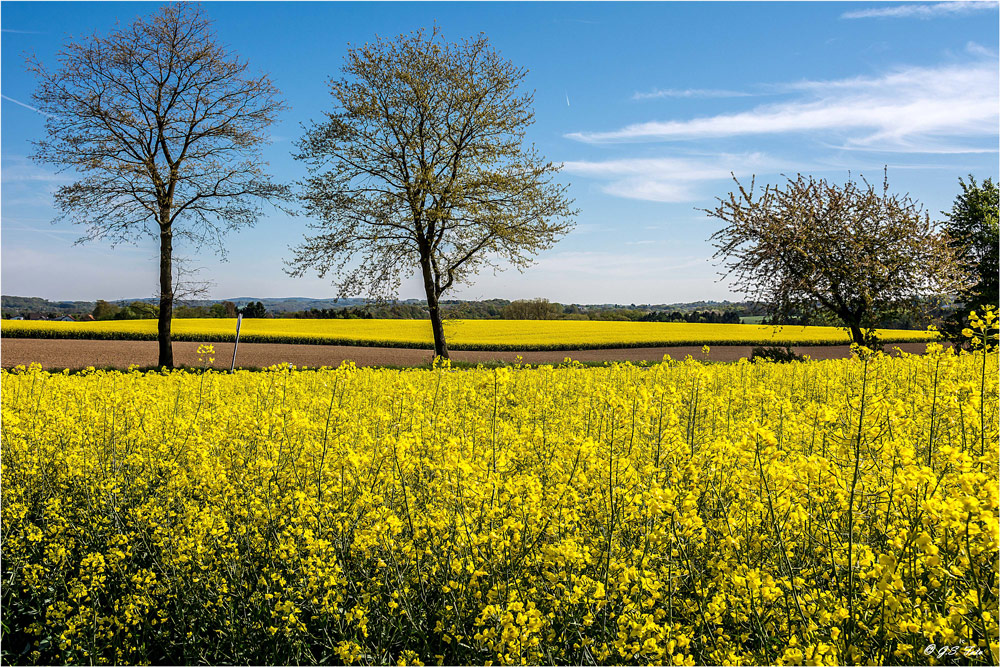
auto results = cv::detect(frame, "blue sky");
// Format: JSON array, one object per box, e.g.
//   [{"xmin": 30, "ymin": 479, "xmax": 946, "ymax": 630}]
[{"xmin": 2, "ymin": 1, "xmax": 998, "ymax": 304}]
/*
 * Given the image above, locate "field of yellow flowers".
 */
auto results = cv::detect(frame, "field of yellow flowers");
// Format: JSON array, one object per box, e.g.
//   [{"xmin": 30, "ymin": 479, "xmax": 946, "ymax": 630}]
[
  {"xmin": 1, "ymin": 320, "xmax": 996, "ymax": 665},
  {"xmin": 0, "ymin": 318, "xmax": 935, "ymax": 350}
]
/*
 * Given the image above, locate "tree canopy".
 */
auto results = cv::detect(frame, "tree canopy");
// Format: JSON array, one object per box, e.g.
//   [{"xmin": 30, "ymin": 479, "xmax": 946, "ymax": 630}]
[
  {"xmin": 289, "ymin": 28, "xmax": 577, "ymax": 358},
  {"xmin": 945, "ymin": 176, "xmax": 999, "ymax": 308},
  {"xmin": 707, "ymin": 173, "xmax": 964, "ymax": 346},
  {"xmin": 29, "ymin": 3, "xmax": 289, "ymax": 367}
]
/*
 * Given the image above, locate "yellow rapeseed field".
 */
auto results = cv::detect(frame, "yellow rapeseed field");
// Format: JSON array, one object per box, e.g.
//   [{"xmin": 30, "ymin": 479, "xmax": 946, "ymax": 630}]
[
  {"xmin": 1, "ymin": 318, "xmax": 935, "ymax": 350},
  {"xmin": 2, "ymin": 312, "xmax": 996, "ymax": 666}
]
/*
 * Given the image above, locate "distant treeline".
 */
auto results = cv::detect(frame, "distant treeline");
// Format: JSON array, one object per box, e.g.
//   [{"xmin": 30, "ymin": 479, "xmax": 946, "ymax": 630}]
[
  {"xmin": 272, "ymin": 298, "xmax": 760, "ymax": 322},
  {"xmin": 3, "ymin": 299, "xmax": 271, "ymax": 322}
]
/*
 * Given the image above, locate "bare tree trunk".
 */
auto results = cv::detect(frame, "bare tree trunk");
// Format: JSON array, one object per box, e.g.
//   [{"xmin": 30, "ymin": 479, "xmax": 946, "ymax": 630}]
[
  {"xmin": 158, "ymin": 225, "xmax": 174, "ymax": 368},
  {"xmin": 428, "ymin": 296, "xmax": 449, "ymax": 360},
  {"xmin": 848, "ymin": 321, "xmax": 866, "ymax": 346},
  {"xmin": 419, "ymin": 254, "xmax": 450, "ymax": 359}
]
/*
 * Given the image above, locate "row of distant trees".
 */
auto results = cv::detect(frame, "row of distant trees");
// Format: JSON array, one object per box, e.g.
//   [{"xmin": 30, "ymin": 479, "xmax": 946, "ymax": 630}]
[
  {"xmin": 27, "ymin": 4, "xmax": 997, "ymax": 364},
  {"xmin": 289, "ymin": 301, "xmax": 750, "ymax": 322},
  {"xmin": 90, "ymin": 300, "xmax": 268, "ymax": 321},
  {"xmin": 71, "ymin": 298, "xmax": 759, "ymax": 322}
]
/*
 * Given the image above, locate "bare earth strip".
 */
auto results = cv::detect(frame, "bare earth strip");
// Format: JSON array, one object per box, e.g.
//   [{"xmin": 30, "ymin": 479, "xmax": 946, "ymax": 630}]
[{"xmin": 1, "ymin": 338, "xmax": 937, "ymax": 371}]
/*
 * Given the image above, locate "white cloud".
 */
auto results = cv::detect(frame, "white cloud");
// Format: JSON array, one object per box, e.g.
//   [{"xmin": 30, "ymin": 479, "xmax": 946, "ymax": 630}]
[
  {"xmin": 633, "ymin": 88, "xmax": 752, "ymax": 100},
  {"xmin": 566, "ymin": 60, "xmax": 999, "ymax": 153},
  {"xmin": 562, "ymin": 152, "xmax": 786, "ymax": 202},
  {"xmin": 842, "ymin": 2, "xmax": 997, "ymax": 20}
]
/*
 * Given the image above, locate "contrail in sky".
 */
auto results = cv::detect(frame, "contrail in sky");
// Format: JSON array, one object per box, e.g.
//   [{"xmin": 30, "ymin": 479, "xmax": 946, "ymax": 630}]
[{"xmin": 1, "ymin": 94, "xmax": 56, "ymax": 117}]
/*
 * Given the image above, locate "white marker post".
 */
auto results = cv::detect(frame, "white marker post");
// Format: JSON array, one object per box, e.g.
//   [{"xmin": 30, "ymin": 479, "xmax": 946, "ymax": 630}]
[{"xmin": 229, "ymin": 313, "xmax": 243, "ymax": 373}]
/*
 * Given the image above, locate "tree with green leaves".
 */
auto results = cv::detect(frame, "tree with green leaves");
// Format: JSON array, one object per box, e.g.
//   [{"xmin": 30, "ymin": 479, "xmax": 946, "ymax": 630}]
[
  {"xmin": 943, "ymin": 175, "xmax": 999, "ymax": 331},
  {"xmin": 707, "ymin": 173, "xmax": 965, "ymax": 346},
  {"xmin": 289, "ymin": 28, "xmax": 577, "ymax": 359},
  {"xmin": 92, "ymin": 299, "xmax": 120, "ymax": 321},
  {"xmin": 240, "ymin": 301, "xmax": 267, "ymax": 318},
  {"xmin": 29, "ymin": 3, "xmax": 290, "ymax": 367},
  {"xmin": 502, "ymin": 298, "xmax": 562, "ymax": 320}
]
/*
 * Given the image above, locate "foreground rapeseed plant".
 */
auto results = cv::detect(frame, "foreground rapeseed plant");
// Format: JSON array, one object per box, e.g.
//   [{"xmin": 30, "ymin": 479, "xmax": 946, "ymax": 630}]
[{"xmin": 1, "ymin": 313, "xmax": 996, "ymax": 665}]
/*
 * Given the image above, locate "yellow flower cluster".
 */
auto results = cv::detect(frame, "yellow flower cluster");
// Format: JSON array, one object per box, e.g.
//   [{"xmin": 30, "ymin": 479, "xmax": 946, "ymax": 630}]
[
  {"xmin": 1, "ymin": 342, "xmax": 995, "ymax": 664},
  {"xmin": 1, "ymin": 317, "xmax": 935, "ymax": 350}
]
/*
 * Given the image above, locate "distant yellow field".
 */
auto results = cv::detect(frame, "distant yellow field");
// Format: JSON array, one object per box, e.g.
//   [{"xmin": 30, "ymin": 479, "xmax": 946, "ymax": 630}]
[{"xmin": 1, "ymin": 318, "xmax": 936, "ymax": 350}]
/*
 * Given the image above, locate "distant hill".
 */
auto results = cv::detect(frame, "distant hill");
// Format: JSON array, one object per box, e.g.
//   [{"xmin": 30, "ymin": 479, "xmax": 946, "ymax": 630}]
[{"xmin": 1, "ymin": 296, "xmax": 96, "ymax": 317}]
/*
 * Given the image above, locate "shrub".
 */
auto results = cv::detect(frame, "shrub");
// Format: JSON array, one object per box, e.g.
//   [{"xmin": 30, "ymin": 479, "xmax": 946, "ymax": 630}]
[{"xmin": 749, "ymin": 345, "xmax": 802, "ymax": 362}]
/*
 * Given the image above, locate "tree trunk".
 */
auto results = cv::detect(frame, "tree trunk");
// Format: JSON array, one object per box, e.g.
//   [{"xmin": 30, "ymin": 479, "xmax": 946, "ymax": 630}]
[
  {"xmin": 158, "ymin": 225, "xmax": 174, "ymax": 368},
  {"xmin": 847, "ymin": 321, "xmax": 866, "ymax": 346},
  {"xmin": 419, "ymin": 254, "xmax": 449, "ymax": 359},
  {"xmin": 428, "ymin": 296, "xmax": 449, "ymax": 360}
]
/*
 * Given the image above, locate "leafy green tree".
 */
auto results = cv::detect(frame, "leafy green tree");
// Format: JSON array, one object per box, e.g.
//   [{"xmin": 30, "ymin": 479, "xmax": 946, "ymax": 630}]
[
  {"xmin": 115, "ymin": 302, "xmax": 158, "ymax": 320},
  {"xmin": 502, "ymin": 298, "xmax": 562, "ymax": 320},
  {"xmin": 707, "ymin": 173, "xmax": 964, "ymax": 346},
  {"xmin": 240, "ymin": 301, "xmax": 267, "ymax": 318},
  {"xmin": 174, "ymin": 304, "xmax": 210, "ymax": 318},
  {"xmin": 289, "ymin": 28, "xmax": 577, "ymax": 358},
  {"xmin": 943, "ymin": 175, "xmax": 999, "ymax": 338},
  {"xmin": 92, "ymin": 299, "xmax": 120, "ymax": 321}
]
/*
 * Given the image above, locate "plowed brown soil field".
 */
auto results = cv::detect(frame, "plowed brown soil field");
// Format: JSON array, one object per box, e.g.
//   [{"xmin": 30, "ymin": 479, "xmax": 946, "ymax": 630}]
[{"xmin": 1, "ymin": 338, "xmax": 936, "ymax": 371}]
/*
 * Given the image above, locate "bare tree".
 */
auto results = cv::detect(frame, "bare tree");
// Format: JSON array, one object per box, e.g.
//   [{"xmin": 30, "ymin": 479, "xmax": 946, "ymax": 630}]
[
  {"xmin": 707, "ymin": 172, "xmax": 965, "ymax": 346},
  {"xmin": 29, "ymin": 3, "xmax": 290, "ymax": 367},
  {"xmin": 169, "ymin": 257, "xmax": 215, "ymax": 304},
  {"xmin": 289, "ymin": 28, "xmax": 577, "ymax": 359}
]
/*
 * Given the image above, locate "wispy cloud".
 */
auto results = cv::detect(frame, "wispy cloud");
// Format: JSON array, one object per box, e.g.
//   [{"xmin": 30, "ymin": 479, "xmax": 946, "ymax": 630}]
[
  {"xmin": 2, "ymin": 222, "xmax": 79, "ymax": 244},
  {"xmin": 567, "ymin": 59, "xmax": 999, "ymax": 153},
  {"xmin": 1, "ymin": 28, "xmax": 45, "ymax": 34},
  {"xmin": 571, "ymin": 223, "xmax": 615, "ymax": 235},
  {"xmin": 3, "ymin": 223, "xmax": 76, "ymax": 235},
  {"xmin": 633, "ymin": 88, "xmax": 752, "ymax": 101},
  {"xmin": 1, "ymin": 94, "xmax": 56, "ymax": 118},
  {"xmin": 1, "ymin": 156, "xmax": 72, "ymax": 184},
  {"xmin": 562, "ymin": 152, "xmax": 786, "ymax": 202},
  {"xmin": 842, "ymin": 2, "xmax": 998, "ymax": 20},
  {"xmin": 530, "ymin": 251, "xmax": 708, "ymax": 280},
  {"xmin": 965, "ymin": 41, "xmax": 997, "ymax": 58}
]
